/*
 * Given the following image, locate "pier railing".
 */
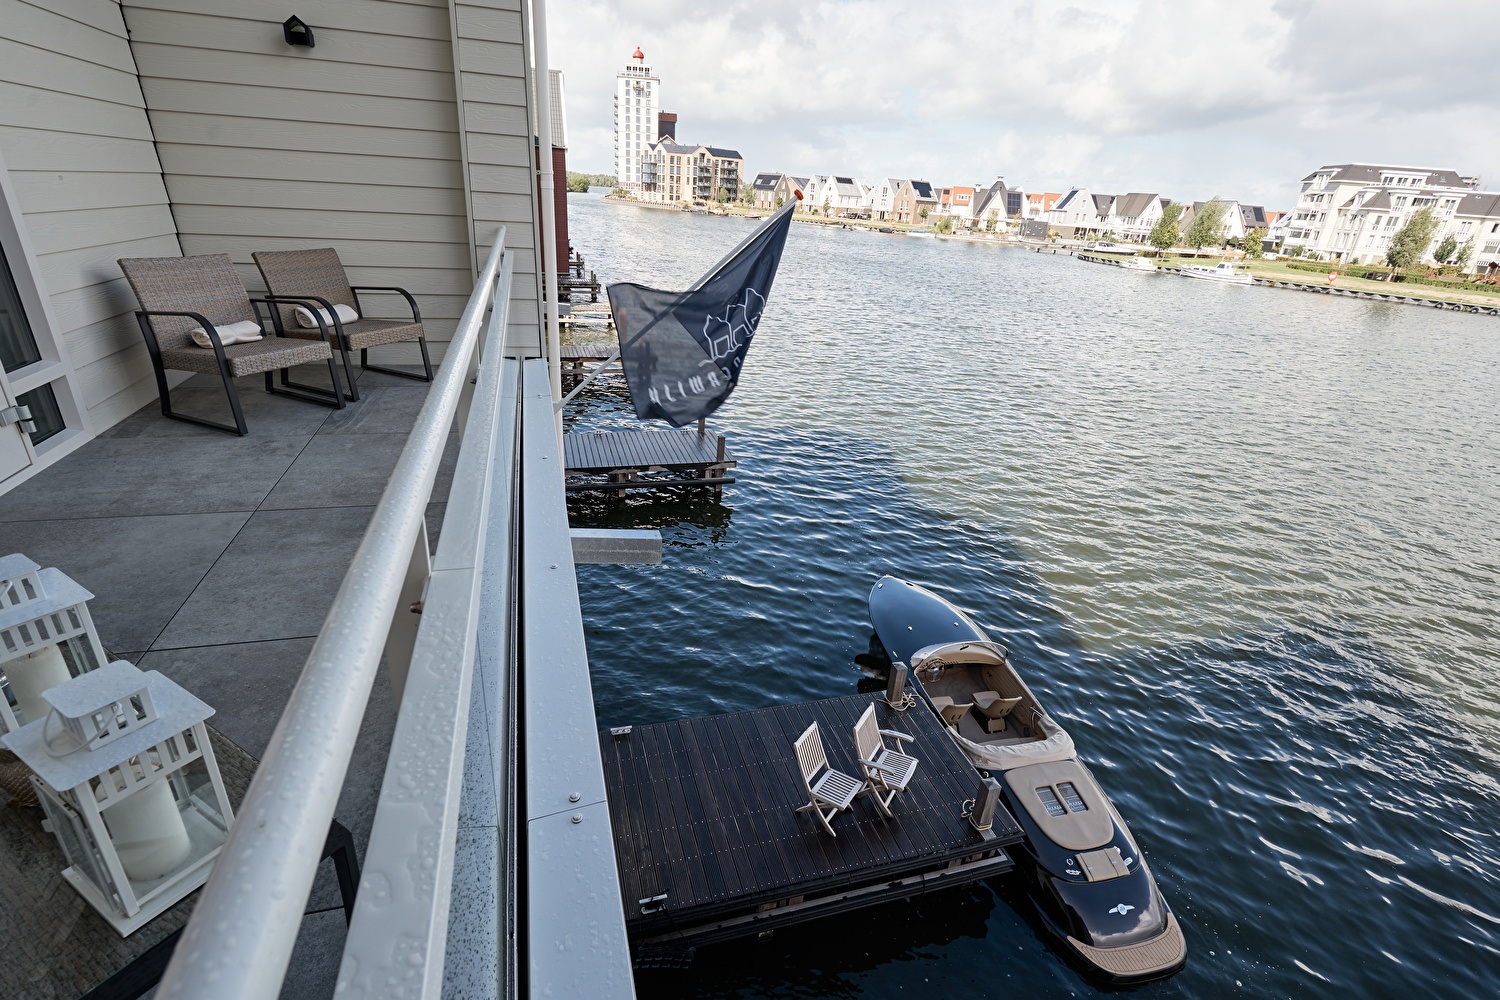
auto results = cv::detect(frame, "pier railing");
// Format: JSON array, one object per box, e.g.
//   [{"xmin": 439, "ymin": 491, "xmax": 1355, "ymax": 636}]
[{"xmin": 152, "ymin": 234, "xmax": 634, "ymax": 998}]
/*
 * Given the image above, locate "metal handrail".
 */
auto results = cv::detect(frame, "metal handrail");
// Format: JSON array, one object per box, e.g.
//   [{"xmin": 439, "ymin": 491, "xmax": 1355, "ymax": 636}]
[{"xmin": 155, "ymin": 234, "xmax": 509, "ymax": 1000}]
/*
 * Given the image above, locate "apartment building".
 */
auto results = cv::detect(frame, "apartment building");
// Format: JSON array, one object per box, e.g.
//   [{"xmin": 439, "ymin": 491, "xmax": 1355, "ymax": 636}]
[
  {"xmin": 614, "ymin": 48, "xmax": 660, "ymax": 192},
  {"xmin": 1286, "ymin": 164, "xmax": 1482, "ymax": 264},
  {"xmin": 639, "ymin": 142, "xmax": 743, "ymax": 205}
]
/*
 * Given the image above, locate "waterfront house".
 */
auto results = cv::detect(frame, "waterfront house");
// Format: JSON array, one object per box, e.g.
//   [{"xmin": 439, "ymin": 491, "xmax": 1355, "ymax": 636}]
[
  {"xmin": 1046, "ymin": 187, "xmax": 1104, "ymax": 238},
  {"xmin": 779, "ymin": 174, "xmax": 810, "ymax": 208},
  {"xmin": 803, "ymin": 175, "xmax": 829, "ymax": 213},
  {"xmin": 1107, "ymin": 193, "xmax": 1167, "ymax": 245},
  {"xmin": 1026, "ymin": 192, "xmax": 1062, "ymax": 219},
  {"xmin": 825, "ymin": 176, "xmax": 868, "ymax": 217},
  {"xmin": 892, "ymin": 180, "xmax": 938, "ymax": 224},
  {"xmin": 751, "ymin": 172, "xmax": 785, "ymax": 209},
  {"xmin": 866, "ymin": 178, "xmax": 902, "ymax": 221},
  {"xmin": 937, "ymin": 186, "xmax": 976, "ymax": 227}
]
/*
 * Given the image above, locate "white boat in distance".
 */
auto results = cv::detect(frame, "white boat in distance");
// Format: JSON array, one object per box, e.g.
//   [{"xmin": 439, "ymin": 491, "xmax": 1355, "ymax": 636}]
[
  {"xmin": 1122, "ymin": 256, "xmax": 1158, "ymax": 273},
  {"xmin": 1180, "ymin": 260, "xmax": 1253, "ymax": 284}
]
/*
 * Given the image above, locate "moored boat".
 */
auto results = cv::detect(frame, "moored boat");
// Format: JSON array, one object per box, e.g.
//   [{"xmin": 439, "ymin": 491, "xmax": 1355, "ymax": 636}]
[
  {"xmin": 1180, "ymin": 260, "xmax": 1253, "ymax": 284},
  {"xmin": 1122, "ymin": 256, "xmax": 1158, "ymax": 272},
  {"xmin": 868, "ymin": 575, "xmax": 1187, "ymax": 983}
]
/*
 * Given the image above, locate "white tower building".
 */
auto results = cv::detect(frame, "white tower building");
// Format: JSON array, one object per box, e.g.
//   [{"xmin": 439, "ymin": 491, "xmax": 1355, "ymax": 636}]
[{"xmin": 614, "ymin": 47, "xmax": 659, "ymax": 193}]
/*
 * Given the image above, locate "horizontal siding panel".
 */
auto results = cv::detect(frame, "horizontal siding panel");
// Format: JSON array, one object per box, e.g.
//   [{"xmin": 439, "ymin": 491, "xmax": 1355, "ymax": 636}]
[
  {"xmin": 455, "ymin": 73, "xmax": 526, "ymax": 108},
  {"xmin": 147, "ymin": 111, "xmax": 463, "ymax": 161},
  {"xmin": 130, "ymin": 0, "xmax": 452, "ymax": 40},
  {"xmin": 168, "ymin": 175, "xmax": 465, "ymax": 217},
  {"xmin": 62, "ymin": 311, "xmax": 145, "ymax": 371},
  {"xmin": 463, "ymin": 102, "xmax": 527, "ymax": 137},
  {"xmin": 465, "ymin": 133, "xmax": 530, "ymax": 168},
  {"xmin": 46, "ymin": 277, "xmax": 140, "ymax": 339},
  {"xmin": 470, "ymin": 163, "xmax": 532, "ymax": 196},
  {"xmin": 154, "ymin": 144, "xmax": 465, "ymax": 188},
  {"xmin": 172, "ymin": 205, "xmax": 467, "ymax": 244},
  {"xmin": 123, "ymin": 8, "xmax": 455, "ymax": 73},
  {"xmin": 76, "ymin": 342, "xmax": 155, "ymax": 410},
  {"xmin": 26, "ymin": 204, "xmax": 179, "ymax": 256},
  {"xmin": 6, "ymin": 3, "xmax": 138, "ymax": 73},
  {"xmin": 12, "ymin": 170, "xmax": 171, "ymax": 215},
  {"xmin": 470, "ymin": 192, "xmax": 533, "ymax": 223},
  {"xmin": 140, "ymin": 78, "xmax": 460, "ymax": 133},
  {"xmin": 25, "ymin": 0, "xmax": 130, "ymax": 38},
  {"xmin": 0, "ymin": 82, "xmax": 154, "ymax": 141},
  {"xmin": 0, "ymin": 39, "xmax": 144, "ymax": 107},
  {"xmin": 177, "ymin": 235, "xmax": 473, "ymax": 271},
  {"xmin": 38, "ymin": 232, "xmax": 181, "ymax": 297},
  {"xmin": 87, "ymin": 376, "xmax": 165, "ymax": 431},
  {"xmin": 0, "ymin": 127, "xmax": 165, "ymax": 173},
  {"xmin": 127, "ymin": 43, "xmax": 459, "ymax": 102},
  {"xmin": 233, "ymin": 264, "xmax": 480, "ymax": 298},
  {"xmin": 457, "ymin": 38, "xmax": 524, "ymax": 78},
  {"xmin": 455, "ymin": 6, "xmax": 523, "ymax": 43}
]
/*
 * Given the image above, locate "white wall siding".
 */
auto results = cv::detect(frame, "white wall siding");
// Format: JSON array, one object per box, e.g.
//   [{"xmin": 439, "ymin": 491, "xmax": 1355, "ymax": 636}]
[
  {"xmin": 0, "ymin": 0, "xmax": 183, "ymax": 430},
  {"xmin": 122, "ymin": 0, "xmax": 476, "ymax": 364},
  {"xmin": 453, "ymin": 0, "xmax": 543, "ymax": 355}
]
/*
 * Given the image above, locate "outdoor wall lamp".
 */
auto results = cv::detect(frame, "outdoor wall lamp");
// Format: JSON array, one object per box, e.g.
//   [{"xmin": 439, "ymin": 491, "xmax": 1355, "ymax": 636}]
[
  {"xmin": 283, "ymin": 15, "xmax": 315, "ymax": 48},
  {"xmin": 2, "ymin": 661, "xmax": 234, "ymax": 936}
]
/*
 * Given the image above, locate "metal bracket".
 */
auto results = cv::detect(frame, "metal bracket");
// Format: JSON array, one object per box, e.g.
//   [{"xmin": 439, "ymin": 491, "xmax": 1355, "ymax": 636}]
[{"xmin": 0, "ymin": 405, "xmax": 35, "ymax": 435}]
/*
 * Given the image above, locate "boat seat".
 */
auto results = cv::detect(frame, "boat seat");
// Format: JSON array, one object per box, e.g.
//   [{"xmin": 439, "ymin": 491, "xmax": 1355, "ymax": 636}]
[
  {"xmin": 930, "ymin": 695, "xmax": 972, "ymax": 728},
  {"xmin": 973, "ymin": 690, "xmax": 1024, "ymax": 734}
]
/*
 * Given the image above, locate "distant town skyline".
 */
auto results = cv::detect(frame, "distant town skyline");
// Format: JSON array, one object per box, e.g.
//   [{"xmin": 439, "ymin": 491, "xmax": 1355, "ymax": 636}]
[{"xmin": 551, "ymin": 0, "xmax": 1500, "ymax": 208}]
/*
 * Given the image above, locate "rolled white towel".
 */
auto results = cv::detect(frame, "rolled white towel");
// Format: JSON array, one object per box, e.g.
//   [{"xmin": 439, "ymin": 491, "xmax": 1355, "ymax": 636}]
[
  {"xmin": 189, "ymin": 319, "xmax": 264, "ymax": 348},
  {"xmin": 293, "ymin": 302, "xmax": 359, "ymax": 329}
]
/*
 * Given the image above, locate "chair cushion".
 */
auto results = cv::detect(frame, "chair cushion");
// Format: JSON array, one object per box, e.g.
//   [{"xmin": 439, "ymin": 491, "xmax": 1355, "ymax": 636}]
[
  {"xmin": 282, "ymin": 318, "xmax": 422, "ymax": 351},
  {"xmin": 160, "ymin": 336, "xmax": 333, "ymax": 377}
]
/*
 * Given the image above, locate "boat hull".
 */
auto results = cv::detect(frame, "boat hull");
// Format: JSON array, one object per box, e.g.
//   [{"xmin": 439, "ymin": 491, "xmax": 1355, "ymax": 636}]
[{"xmin": 867, "ymin": 575, "xmax": 1186, "ymax": 983}]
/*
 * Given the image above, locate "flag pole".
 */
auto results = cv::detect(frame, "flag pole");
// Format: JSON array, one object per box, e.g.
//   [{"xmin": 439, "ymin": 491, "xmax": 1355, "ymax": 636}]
[
  {"xmin": 553, "ymin": 189, "xmax": 801, "ymax": 412},
  {"xmin": 530, "ymin": 0, "xmax": 564, "ymax": 447}
]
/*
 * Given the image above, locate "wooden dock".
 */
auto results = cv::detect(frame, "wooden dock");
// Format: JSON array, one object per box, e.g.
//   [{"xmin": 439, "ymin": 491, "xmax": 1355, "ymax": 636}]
[
  {"xmin": 559, "ymin": 342, "xmax": 616, "ymax": 380},
  {"xmin": 564, "ymin": 428, "xmax": 735, "ymax": 494},
  {"xmin": 599, "ymin": 693, "xmax": 1024, "ymax": 956}
]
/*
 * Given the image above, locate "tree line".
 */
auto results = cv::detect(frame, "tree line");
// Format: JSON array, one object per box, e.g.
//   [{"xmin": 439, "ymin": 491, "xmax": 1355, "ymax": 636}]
[{"xmin": 566, "ymin": 172, "xmax": 617, "ymax": 193}]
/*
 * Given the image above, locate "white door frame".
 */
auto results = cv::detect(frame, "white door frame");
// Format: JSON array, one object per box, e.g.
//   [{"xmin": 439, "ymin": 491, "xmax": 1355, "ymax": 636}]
[{"xmin": 0, "ymin": 142, "xmax": 93, "ymax": 492}]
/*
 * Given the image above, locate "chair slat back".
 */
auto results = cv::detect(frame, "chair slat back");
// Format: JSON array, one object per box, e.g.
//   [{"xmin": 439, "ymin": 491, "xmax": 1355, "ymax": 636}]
[
  {"xmin": 793, "ymin": 722, "xmax": 827, "ymax": 790},
  {"xmin": 853, "ymin": 703, "xmax": 881, "ymax": 763},
  {"xmin": 118, "ymin": 254, "xmax": 257, "ymax": 351},
  {"xmin": 253, "ymin": 248, "xmax": 357, "ymax": 333}
]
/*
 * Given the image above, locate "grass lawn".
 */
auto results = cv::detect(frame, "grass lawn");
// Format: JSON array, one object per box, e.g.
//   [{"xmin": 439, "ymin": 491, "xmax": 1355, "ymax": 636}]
[{"xmin": 1161, "ymin": 256, "xmax": 1500, "ymax": 307}]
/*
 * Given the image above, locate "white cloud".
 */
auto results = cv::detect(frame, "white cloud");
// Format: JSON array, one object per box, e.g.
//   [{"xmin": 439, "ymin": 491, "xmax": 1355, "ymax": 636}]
[{"xmin": 550, "ymin": 0, "xmax": 1500, "ymax": 207}]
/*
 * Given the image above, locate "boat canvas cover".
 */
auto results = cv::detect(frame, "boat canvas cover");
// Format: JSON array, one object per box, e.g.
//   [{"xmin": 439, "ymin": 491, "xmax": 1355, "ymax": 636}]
[
  {"xmin": 608, "ymin": 200, "xmax": 794, "ymax": 426},
  {"xmin": 911, "ymin": 641, "xmax": 1077, "ymax": 771}
]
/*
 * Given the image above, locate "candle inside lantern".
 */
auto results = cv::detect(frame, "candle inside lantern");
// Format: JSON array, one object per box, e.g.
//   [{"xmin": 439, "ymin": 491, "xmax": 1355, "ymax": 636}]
[
  {"xmin": 99, "ymin": 757, "xmax": 192, "ymax": 882},
  {"xmin": 7, "ymin": 644, "xmax": 72, "ymax": 725}
]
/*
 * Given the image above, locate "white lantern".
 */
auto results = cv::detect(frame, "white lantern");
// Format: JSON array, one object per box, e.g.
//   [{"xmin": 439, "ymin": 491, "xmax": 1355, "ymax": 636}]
[
  {"xmin": 0, "ymin": 553, "xmax": 107, "ymax": 732},
  {"xmin": 1, "ymin": 660, "xmax": 234, "ymax": 936}
]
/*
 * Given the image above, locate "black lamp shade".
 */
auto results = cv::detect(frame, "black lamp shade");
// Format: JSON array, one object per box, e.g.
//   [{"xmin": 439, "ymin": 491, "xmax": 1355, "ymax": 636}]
[{"xmin": 283, "ymin": 15, "xmax": 315, "ymax": 48}]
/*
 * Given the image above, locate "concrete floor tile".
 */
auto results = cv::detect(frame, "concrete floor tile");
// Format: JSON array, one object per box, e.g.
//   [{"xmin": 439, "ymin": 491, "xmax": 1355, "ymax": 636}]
[
  {"xmin": 277, "ymin": 908, "xmax": 346, "ymax": 1000},
  {"xmin": 260, "ymin": 431, "xmax": 458, "ymax": 511},
  {"xmin": 319, "ymin": 386, "xmax": 431, "ymax": 436},
  {"xmin": 100, "ymin": 384, "xmax": 335, "ymax": 441},
  {"xmin": 0, "ymin": 435, "xmax": 306, "ymax": 521},
  {"xmin": 0, "ymin": 512, "xmax": 250, "ymax": 652},
  {"xmin": 150, "ymin": 506, "xmax": 374, "ymax": 648}
]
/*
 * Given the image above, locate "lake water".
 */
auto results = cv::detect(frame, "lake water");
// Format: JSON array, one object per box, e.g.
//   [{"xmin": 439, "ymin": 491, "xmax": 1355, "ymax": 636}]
[{"xmin": 563, "ymin": 192, "xmax": 1500, "ymax": 998}]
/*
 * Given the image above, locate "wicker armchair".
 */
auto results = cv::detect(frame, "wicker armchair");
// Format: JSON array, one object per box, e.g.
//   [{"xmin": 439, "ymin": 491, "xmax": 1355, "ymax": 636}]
[
  {"xmin": 118, "ymin": 254, "xmax": 345, "ymax": 435},
  {"xmin": 252, "ymin": 248, "xmax": 433, "ymax": 402}
]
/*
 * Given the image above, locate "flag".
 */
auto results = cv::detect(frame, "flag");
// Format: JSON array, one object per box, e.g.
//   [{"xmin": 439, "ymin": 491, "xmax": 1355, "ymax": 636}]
[{"xmin": 607, "ymin": 199, "xmax": 795, "ymax": 427}]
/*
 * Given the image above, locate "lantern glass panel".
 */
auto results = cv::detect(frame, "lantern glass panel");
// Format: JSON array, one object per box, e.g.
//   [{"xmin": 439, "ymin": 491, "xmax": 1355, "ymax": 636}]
[
  {"xmin": 38, "ymin": 788, "xmax": 115, "ymax": 904},
  {"xmin": 57, "ymin": 632, "xmax": 100, "ymax": 674},
  {"xmin": 101, "ymin": 754, "xmax": 227, "ymax": 902}
]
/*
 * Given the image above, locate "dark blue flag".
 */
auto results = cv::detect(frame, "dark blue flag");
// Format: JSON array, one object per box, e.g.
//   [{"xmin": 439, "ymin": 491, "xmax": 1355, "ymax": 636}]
[{"xmin": 607, "ymin": 198, "xmax": 795, "ymax": 426}]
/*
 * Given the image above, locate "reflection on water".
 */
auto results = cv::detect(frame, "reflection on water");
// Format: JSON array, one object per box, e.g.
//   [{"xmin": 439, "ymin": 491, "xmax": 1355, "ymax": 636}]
[{"xmin": 565, "ymin": 193, "xmax": 1500, "ymax": 997}]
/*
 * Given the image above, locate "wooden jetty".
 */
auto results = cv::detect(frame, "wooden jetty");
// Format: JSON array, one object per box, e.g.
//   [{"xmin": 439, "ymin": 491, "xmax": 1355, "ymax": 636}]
[
  {"xmin": 559, "ymin": 342, "xmax": 616, "ymax": 380},
  {"xmin": 599, "ymin": 693, "xmax": 1024, "ymax": 957},
  {"xmin": 564, "ymin": 427, "xmax": 735, "ymax": 494}
]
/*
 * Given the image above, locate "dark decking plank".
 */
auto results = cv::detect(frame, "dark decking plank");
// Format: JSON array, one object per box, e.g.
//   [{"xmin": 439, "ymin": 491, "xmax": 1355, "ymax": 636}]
[
  {"xmin": 720, "ymin": 711, "xmax": 799, "ymax": 891},
  {"xmin": 638, "ymin": 721, "xmax": 705, "ymax": 913},
  {"xmin": 699, "ymin": 713, "xmax": 778, "ymax": 895},
  {"xmin": 662, "ymin": 721, "xmax": 729, "ymax": 905},
  {"xmin": 677, "ymin": 715, "xmax": 747, "ymax": 900}
]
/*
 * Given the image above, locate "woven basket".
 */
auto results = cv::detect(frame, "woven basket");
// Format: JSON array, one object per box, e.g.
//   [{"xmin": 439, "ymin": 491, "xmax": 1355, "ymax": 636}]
[{"xmin": 0, "ymin": 747, "xmax": 39, "ymax": 809}]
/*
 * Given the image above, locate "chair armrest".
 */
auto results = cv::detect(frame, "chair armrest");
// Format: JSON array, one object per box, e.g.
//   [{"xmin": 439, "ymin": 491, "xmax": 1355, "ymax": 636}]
[
  {"xmin": 349, "ymin": 286, "xmax": 421, "ymax": 323},
  {"xmin": 254, "ymin": 295, "xmax": 341, "ymax": 341},
  {"xmin": 135, "ymin": 309, "xmax": 231, "ymax": 356},
  {"xmin": 879, "ymin": 729, "xmax": 916, "ymax": 744}
]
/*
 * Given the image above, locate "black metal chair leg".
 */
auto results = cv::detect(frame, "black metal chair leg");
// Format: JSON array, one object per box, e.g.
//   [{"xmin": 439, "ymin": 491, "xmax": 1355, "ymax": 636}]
[
  {"xmin": 219, "ymin": 363, "xmax": 249, "ymax": 435},
  {"xmin": 322, "ymin": 819, "xmax": 362, "ymax": 925},
  {"xmin": 360, "ymin": 338, "xmax": 435, "ymax": 383}
]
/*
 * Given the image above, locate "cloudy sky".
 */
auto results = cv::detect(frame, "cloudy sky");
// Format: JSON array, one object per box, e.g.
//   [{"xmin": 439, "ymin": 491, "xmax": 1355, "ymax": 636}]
[{"xmin": 550, "ymin": 0, "xmax": 1500, "ymax": 208}]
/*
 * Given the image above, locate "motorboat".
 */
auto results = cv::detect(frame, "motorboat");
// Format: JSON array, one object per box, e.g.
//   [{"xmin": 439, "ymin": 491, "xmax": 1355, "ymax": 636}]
[
  {"xmin": 1180, "ymin": 260, "xmax": 1253, "ymax": 284},
  {"xmin": 868, "ymin": 576, "xmax": 1187, "ymax": 983},
  {"xmin": 1122, "ymin": 256, "xmax": 1158, "ymax": 273}
]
